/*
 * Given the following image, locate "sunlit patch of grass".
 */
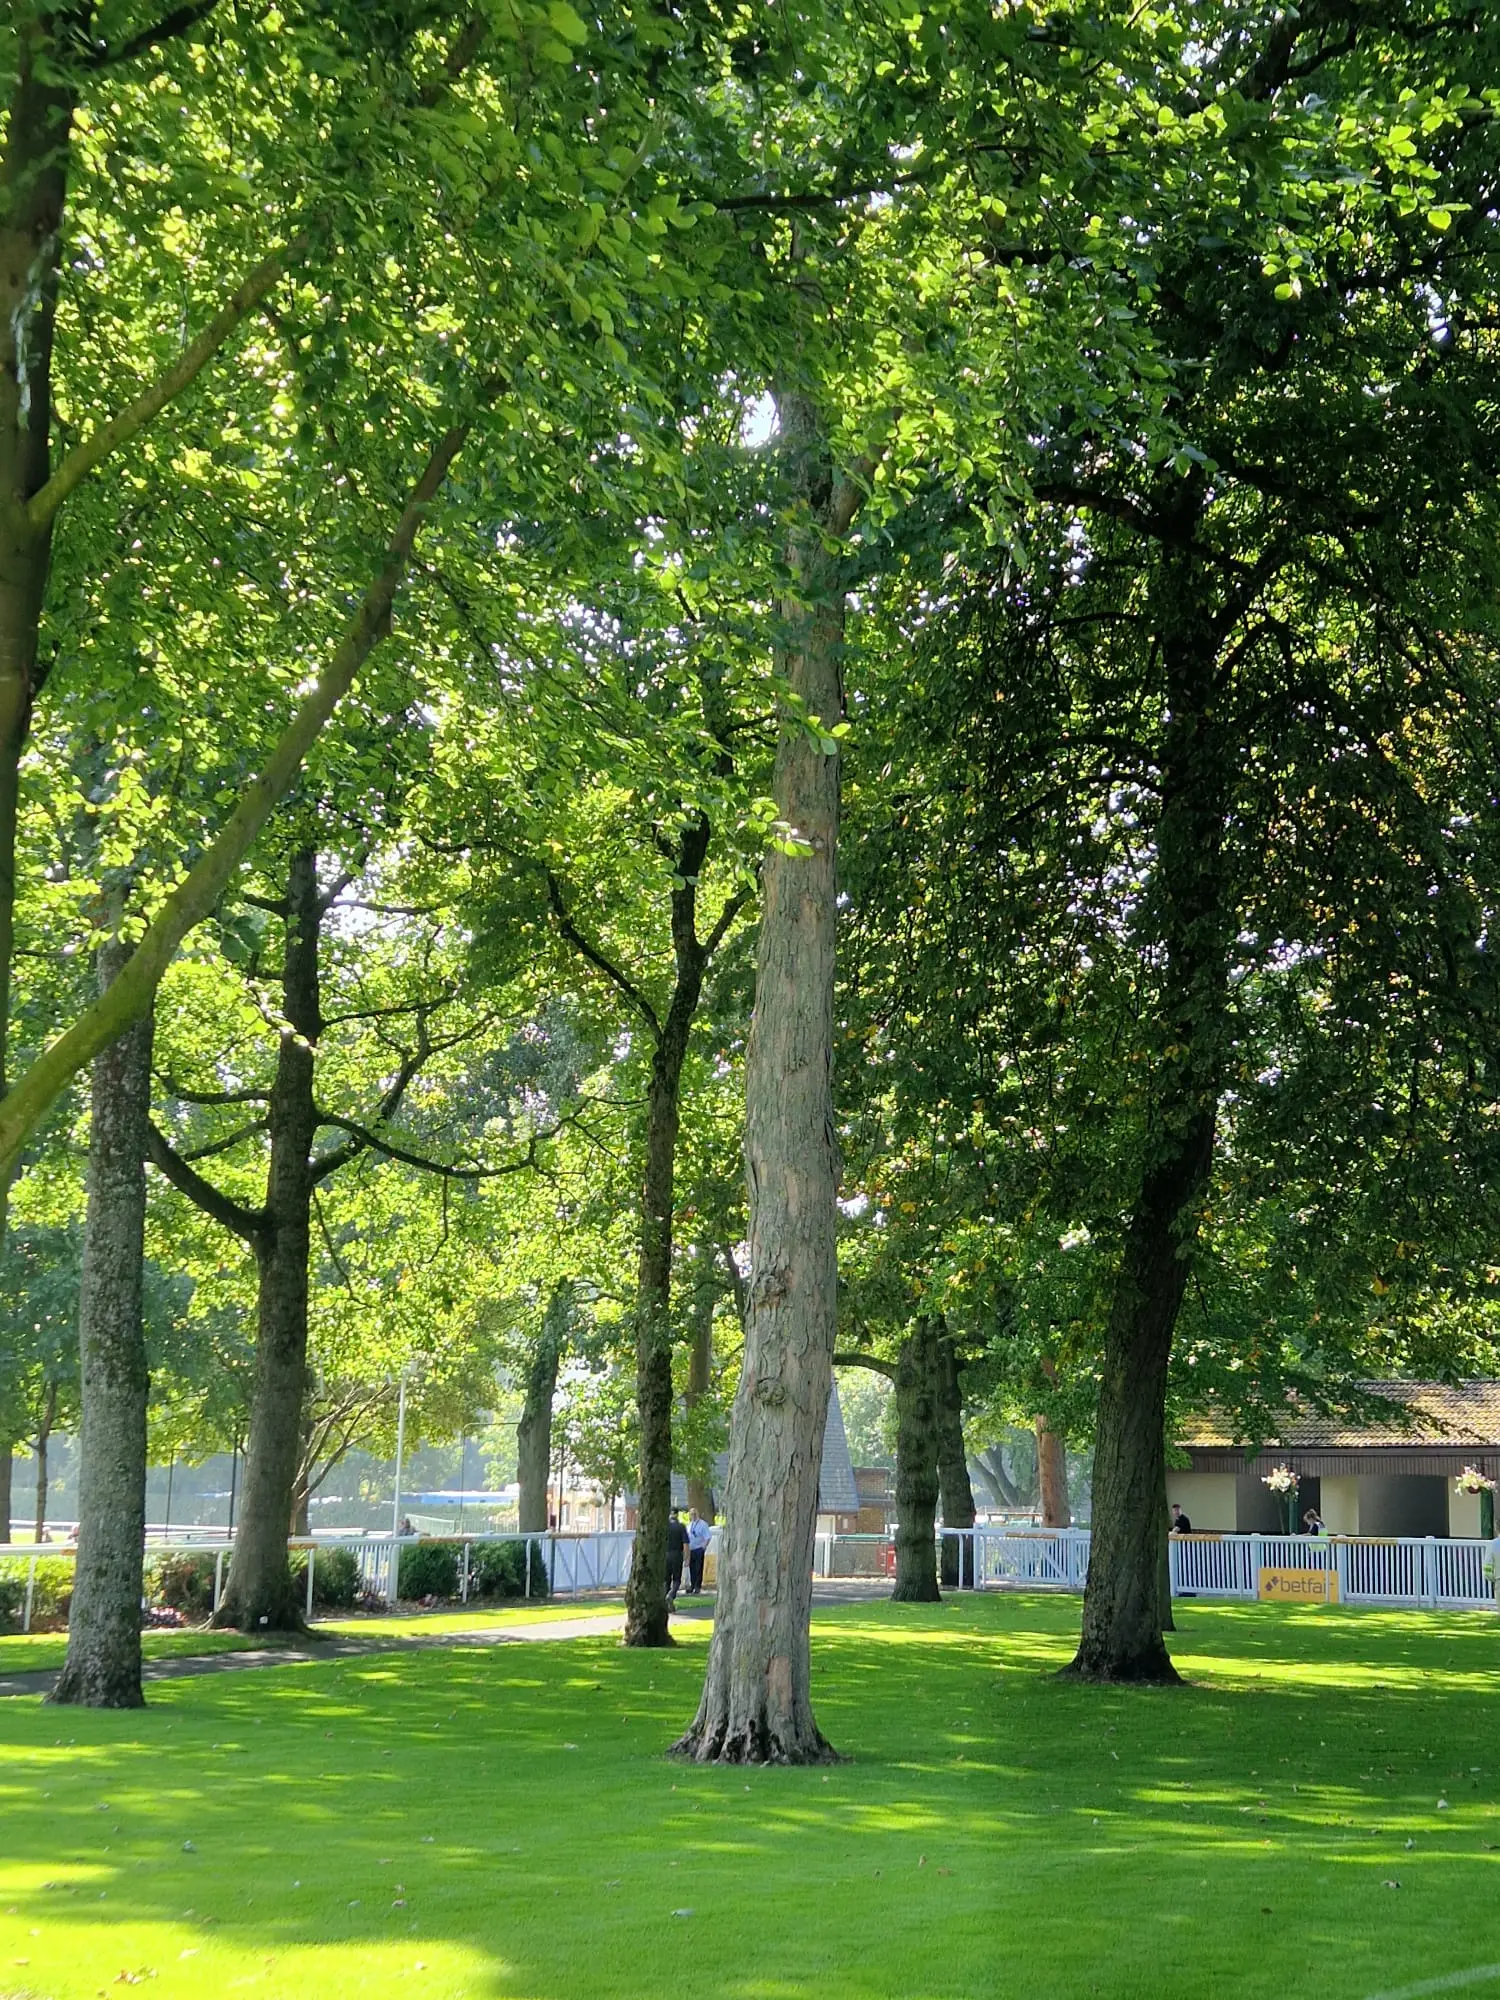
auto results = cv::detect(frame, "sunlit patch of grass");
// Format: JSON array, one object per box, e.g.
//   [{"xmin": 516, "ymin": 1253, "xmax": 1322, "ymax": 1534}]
[{"xmin": 0, "ymin": 1596, "xmax": 1496, "ymax": 1999}]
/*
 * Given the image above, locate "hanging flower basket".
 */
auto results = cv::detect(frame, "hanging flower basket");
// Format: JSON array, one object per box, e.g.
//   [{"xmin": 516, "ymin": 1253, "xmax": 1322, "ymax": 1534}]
[{"xmin": 1456, "ymin": 1466, "xmax": 1497, "ymax": 1539}]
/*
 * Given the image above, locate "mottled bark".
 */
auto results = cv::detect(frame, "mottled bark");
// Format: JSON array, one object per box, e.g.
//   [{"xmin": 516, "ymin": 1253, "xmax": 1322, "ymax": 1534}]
[
  {"xmin": 891, "ymin": 1319, "xmax": 941, "ymax": 1603},
  {"xmin": 215, "ymin": 850, "xmax": 321, "ymax": 1632},
  {"xmin": 0, "ymin": 1438, "xmax": 12, "ymax": 1540},
  {"xmin": 936, "ymin": 1336, "xmax": 975, "ymax": 1588},
  {"xmin": 1067, "ymin": 553, "xmax": 1229, "ymax": 1684},
  {"xmin": 52, "ymin": 938, "xmax": 154, "ymax": 1707},
  {"xmin": 1035, "ymin": 1414, "xmax": 1071, "ymax": 1528},
  {"xmin": 517, "ymin": 1283, "xmax": 569, "ymax": 1533},
  {"xmin": 676, "ymin": 391, "xmax": 858, "ymax": 1763}
]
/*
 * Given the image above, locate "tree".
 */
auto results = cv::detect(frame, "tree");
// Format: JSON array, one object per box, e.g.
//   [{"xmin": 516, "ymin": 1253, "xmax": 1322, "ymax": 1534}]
[
  {"xmin": 675, "ymin": 385, "xmax": 857, "ymax": 1761},
  {"xmin": 50, "ymin": 933, "xmax": 153, "ymax": 1706}
]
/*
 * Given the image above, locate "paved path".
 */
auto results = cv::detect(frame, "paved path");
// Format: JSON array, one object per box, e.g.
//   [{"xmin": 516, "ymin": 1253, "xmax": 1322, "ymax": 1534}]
[{"xmin": 0, "ymin": 1579, "xmax": 895, "ymax": 1700}]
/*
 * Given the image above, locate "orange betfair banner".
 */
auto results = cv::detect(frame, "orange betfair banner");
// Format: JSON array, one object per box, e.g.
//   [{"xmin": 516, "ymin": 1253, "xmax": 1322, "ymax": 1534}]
[{"xmin": 1258, "ymin": 1566, "xmax": 1340, "ymax": 1605}]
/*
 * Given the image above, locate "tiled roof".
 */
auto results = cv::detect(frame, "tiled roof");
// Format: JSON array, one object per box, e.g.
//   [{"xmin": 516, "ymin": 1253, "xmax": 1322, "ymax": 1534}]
[{"xmin": 1178, "ymin": 1380, "xmax": 1500, "ymax": 1451}]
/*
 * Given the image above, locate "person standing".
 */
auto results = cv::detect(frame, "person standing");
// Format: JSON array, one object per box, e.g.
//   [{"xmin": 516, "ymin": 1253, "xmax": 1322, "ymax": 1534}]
[
  {"xmin": 686, "ymin": 1508, "xmax": 712, "ymax": 1594},
  {"xmin": 1169, "ymin": 1502, "xmax": 1192, "ymax": 1535},
  {"xmin": 665, "ymin": 1509, "xmax": 688, "ymax": 1606}
]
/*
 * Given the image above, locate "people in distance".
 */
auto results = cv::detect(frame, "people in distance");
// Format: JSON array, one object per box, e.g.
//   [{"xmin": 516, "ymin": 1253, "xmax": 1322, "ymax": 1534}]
[{"xmin": 685, "ymin": 1507, "xmax": 712, "ymax": 1594}]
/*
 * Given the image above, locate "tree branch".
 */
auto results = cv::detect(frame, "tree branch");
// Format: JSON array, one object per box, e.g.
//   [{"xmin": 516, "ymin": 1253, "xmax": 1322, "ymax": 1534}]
[
  {"xmin": 25, "ymin": 239, "xmax": 309, "ymax": 533},
  {"xmin": 86, "ymin": 0, "xmax": 220, "ymax": 69},
  {"xmin": 146, "ymin": 1124, "xmax": 266, "ymax": 1240},
  {"xmin": 833, "ymin": 1349, "xmax": 896, "ymax": 1380},
  {"xmin": 156, "ymin": 1076, "xmax": 269, "ymax": 1106},
  {"xmin": 703, "ymin": 886, "xmax": 752, "ymax": 959},
  {"xmin": 0, "ymin": 411, "xmax": 476, "ymax": 1180},
  {"xmin": 545, "ymin": 870, "xmax": 662, "ymax": 1038},
  {"xmin": 313, "ymin": 1112, "xmax": 557, "ymax": 1181},
  {"xmin": 178, "ymin": 1117, "xmax": 268, "ymax": 1163}
]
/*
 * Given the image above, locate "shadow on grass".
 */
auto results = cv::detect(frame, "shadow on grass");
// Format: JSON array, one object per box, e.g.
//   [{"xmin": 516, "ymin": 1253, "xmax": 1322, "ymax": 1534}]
[{"xmin": 1, "ymin": 1596, "xmax": 1497, "ymax": 2000}]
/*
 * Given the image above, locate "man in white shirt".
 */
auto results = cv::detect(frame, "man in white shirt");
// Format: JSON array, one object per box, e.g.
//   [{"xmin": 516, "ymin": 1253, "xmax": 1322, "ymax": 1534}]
[{"xmin": 686, "ymin": 1508, "xmax": 713, "ymax": 1595}]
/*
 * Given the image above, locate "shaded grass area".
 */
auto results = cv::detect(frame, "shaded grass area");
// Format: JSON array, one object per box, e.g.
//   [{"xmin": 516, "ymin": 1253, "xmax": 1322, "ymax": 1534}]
[
  {"xmin": 0, "ymin": 1595, "xmax": 1497, "ymax": 1999},
  {"xmin": 0, "ymin": 1601, "xmax": 621, "ymax": 1677},
  {"xmin": 0, "ymin": 1629, "xmax": 263, "ymax": 1677}
]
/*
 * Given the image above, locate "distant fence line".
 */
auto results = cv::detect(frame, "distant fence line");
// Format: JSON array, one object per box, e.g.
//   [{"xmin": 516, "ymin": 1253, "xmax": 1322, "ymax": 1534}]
[
  {"xmin": 0, "ymin": 1529, "xmax": 635, "ymax": 1633},
  {"xmin": 933, "ymin": 1526, "xmax": 1500, "ymax": 1611},
  {"xmin": 4, "ymin": 1525, "xmax": 1496, "ymax": 1635}
]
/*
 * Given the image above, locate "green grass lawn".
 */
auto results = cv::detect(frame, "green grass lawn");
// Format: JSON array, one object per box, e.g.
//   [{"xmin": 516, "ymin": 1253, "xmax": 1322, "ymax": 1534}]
[{"xmin": 1, "ymin": 1594, "xmax": 1497, "ymax": 2000}]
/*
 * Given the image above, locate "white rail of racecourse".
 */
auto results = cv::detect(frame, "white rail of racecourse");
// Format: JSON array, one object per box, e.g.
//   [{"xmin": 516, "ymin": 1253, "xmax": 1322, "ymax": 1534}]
[
  {"xmin": 0, "ymin": 1530, "xmax": 636, "ymax": 1633},
  {"xmin": 937, "ymin": 1527, "xmax": 1499, "ymax": 1610},
  {"xmin": 5, "ymin": 1528, "xmax": 1496, "ymax": 1634}
]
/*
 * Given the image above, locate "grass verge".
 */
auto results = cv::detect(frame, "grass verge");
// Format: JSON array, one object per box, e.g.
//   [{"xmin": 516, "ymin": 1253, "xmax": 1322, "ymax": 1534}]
[{"xmin": 0, "ymin": 1594, "xmax": 1496, "ymax": 1999}]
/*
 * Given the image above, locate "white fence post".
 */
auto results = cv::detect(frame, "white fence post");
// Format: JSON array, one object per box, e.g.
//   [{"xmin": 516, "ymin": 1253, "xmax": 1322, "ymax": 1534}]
[
  {"xmin": 304, "ymin": 1545, "xmax": 316, "ymax": 1620},
  {"xmin": 22, "ymin": 1552, "xmax": 37, "ymax": 1633}
]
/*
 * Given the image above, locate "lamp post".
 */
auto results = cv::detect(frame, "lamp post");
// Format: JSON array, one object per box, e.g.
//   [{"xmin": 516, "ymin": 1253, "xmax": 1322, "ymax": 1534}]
[
  {"xmin": 388, "ymin": 1371, "xmax": 410, "ymax": 1606},
  {"xmin": 391, "ymin": 1371, "xmax": 410, "ymax": 1539}
]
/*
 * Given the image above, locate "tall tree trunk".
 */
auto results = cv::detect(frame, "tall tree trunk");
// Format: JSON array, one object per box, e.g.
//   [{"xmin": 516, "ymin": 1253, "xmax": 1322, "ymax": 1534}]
[
  {"xmin": 675, "ymin": 391, "xmax": 858, "ymax": 1763},
  {"xmin": 624, "ymin": 846, "xmax": 709, "ymax": 1646},
  {"xmin": 685, "ymin": 1253, "xmax": 716, "ymax": 1523},
  {"xmin": 1067, "ymin": 552, "xmax": 1230, "ymax": 1684},
  {"xmin": 891, "ymin": 1319, "xmax": 941, "ymax": 1603},
  {"xmin": 0, "ymin": 15, "xmax": 72, "ymax": 1174},
  {"xmin": 32, "ymin": 1375, "xmax": 55, "ymax": 1541},
  {"xmin": 0, "ymin": 1435, "xmax": 11, "ymax": 1540},
  {"xmin": 216, "ymin": 849, "xmax": 321, "ymax": 1632},
  {"xmin": 936, "ymin": 1336, "xmax": 975, "ymax": 1587},
  {"xmin": 51, "ymin": 939, "xmax": 154, "ymax": 1707},
  {"xmin": 1035, "ymin": 1415, "xmax": 1070, "ymax": 1528},
  {"xmin": 517, "ymin": 1282, "xmax": 569, "ymax": 1533}
]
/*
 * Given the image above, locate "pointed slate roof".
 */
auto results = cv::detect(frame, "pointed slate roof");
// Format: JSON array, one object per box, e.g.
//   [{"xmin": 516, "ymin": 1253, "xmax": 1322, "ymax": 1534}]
[{"xmin": 670, "ymin": 1378, "xmax": 860, "ymax": 1514}]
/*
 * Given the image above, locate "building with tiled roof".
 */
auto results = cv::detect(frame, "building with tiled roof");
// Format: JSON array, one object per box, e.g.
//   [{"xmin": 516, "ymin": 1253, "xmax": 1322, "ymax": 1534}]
[{"xmin": 1168, "ymin": 1381, "xmax": 1500, "ymax": 1538}]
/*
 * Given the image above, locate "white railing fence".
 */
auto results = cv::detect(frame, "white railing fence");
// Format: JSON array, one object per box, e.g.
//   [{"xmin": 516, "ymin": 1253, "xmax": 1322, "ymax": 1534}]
[
  {"xmin": 7, "ymin": 1527, "xmax": 1496, "ymax": 1637},
  {"xmin": 0, "ymin": 1528, "xmax": 635, "ymax": 1635},
  {"xmin": 933, "ymin": 1527, "xmax": 1499, "ymax": 1612}
]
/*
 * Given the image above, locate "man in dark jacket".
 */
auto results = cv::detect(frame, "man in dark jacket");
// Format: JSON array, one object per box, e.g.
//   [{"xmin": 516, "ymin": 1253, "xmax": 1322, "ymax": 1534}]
[{"xmin": 665, "ymin": 1511, "xmax": 688, "ymax": 1605}]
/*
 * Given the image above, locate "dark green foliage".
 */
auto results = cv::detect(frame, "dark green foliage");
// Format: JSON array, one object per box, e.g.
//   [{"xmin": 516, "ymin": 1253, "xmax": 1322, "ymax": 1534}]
[
  {"xmin": 148, "ymin": 1552, "xmax": 218, "ymax": 1619},
  {"xmin": 289, "ymin": 1546, "xmax": 361, "ymax": 1611},
  {"xmin": 0, "ymin": 1556, "xmax": 74, "ymax": 1629},
  {"xmin": 0, "ymin": 1571, "xmax": 24, "ymax": 1631},
  {"xmin": 397, "ymin": 1540, "xmax": 459, "ymax": 1601},
  {"xmin": 469, "ymin": 1537, "xmax": 547, "ymax": 1601}
]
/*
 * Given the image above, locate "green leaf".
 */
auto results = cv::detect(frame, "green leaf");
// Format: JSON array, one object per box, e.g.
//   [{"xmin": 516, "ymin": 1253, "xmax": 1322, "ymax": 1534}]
[{"xmin": 547, "ymin": 2, "xmax": 589, "ymax": 46}]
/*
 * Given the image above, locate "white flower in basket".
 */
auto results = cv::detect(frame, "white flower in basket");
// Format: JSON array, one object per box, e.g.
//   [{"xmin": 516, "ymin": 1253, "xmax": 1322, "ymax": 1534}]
[
  {"xmin": 1262, "ymin": 1465, "xmax": 1298, "ymax": 1495},
  {"xmin": 1455, "ymin": 1465, "xmax": 1497, "ymax": 1495}
]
